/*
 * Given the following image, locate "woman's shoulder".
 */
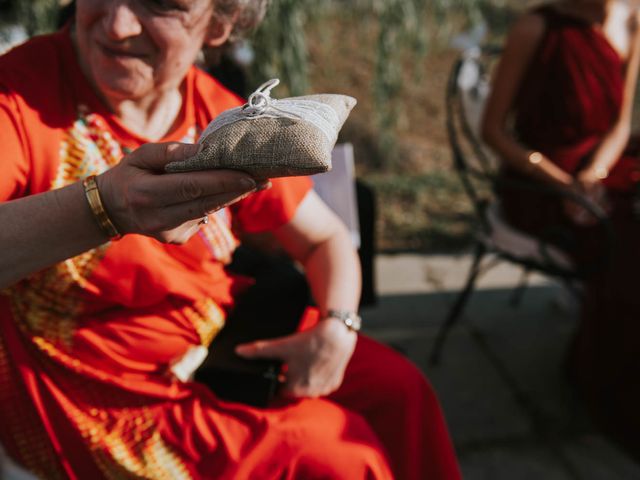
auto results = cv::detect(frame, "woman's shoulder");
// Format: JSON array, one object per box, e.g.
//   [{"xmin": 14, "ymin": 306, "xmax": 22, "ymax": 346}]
[
  {"xmin": 602, "ymin": 1, "xmax": 640, "ymax": 60},
  {"xmin": 623, "ymin": 1, "xmax": 640, "ymax": 37},
  {"xmin": 506, "ymin": 9, "xmax": 548, "ymax": 47}
]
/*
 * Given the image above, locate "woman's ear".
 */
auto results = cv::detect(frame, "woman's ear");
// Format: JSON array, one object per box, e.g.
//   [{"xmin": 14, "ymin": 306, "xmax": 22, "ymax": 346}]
[{"xmin": 205, "ymin": 18, "xmax": 234, "ymax": 48}]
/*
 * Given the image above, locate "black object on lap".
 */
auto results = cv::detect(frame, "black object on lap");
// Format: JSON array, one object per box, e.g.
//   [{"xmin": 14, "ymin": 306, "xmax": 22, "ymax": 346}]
[
  {"xmin": 194, "ymin": 247, "xmax": 311, "ymax": 408},
  {"xmin": 194, "ymin": 343, "xmax": 282, "ymax": 408}
]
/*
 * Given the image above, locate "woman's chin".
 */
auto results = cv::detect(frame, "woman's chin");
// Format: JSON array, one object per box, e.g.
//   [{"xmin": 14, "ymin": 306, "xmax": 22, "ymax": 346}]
[
  {"xmin": 96, "ymin": 78, "xmax": 154, "ymax": 102},
  {"xmin": 88, "ymin": 58, "xmax": 155, "ymax": 102}
]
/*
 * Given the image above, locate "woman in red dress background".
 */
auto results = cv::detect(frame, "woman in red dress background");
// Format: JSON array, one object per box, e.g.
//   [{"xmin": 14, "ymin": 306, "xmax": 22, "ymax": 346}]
[{"xmin": 482, "ymin": 0, "xmax": 640, "ymax": 458}]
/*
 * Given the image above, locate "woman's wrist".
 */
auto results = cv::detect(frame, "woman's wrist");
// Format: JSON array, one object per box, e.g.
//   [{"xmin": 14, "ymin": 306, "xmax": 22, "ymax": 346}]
[
  {"xmin": 82, "ymin": 175, "xmax": 122, "ymax": 240},
  {"xmin": 323, "ymin": 309, "xmax": 361, "ymax": 333},
  {"xmin": 581, "ymin": 164, "xmax": 609, "ymax": 182},
  {"xmin": 524, "ymin": 150, "xmax": 543, "ymax": 173},
  {"xmin": 593, "ymin": 165, "xmax": 609, "ymax": 180},
  {"xmin": 524, "ymin": 150, "xmax": 573, "ymax": 187}
]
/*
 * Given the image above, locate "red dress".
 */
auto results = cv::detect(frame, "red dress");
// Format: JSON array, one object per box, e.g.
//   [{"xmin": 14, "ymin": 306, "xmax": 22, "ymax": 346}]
[
  {"xmin": 0, "ymin": 31, "xmax": 461, "ymax": 479},
  {"xmin": 499, "ymin": 6, "xmax": 640, "ymax": 457}
]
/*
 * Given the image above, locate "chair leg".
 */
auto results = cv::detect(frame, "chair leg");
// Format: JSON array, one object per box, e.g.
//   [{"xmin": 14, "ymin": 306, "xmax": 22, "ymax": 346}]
[
  {"xmin": 563, "ymin": 279, "xmax": 583, "ymax": 300},
  {"xmin": 429, "ymin": 243, "xmax": 487, "ymax": 366},
  {"xmin": 509, "ymin": 267, "xmax": 530, "ymax": 308}
]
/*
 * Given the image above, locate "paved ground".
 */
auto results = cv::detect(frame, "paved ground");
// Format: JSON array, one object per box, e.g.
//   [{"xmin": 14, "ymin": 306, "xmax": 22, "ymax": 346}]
[{"xmin": 361, "ymin": 253, "xmax": 640, "ymax": 479}]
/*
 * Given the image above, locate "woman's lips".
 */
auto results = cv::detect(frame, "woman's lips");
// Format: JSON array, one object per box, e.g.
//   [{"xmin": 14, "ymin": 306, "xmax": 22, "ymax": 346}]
[{"xmin": 99, "ymin": 43, "xmax": 147, "ymax": 59}]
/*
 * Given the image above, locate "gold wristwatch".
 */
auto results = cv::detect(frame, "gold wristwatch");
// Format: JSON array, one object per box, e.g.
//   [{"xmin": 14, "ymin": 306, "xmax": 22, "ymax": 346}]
[{"xmin": 326, "ymin": 309, "xmax": 362, "ymax": 332}]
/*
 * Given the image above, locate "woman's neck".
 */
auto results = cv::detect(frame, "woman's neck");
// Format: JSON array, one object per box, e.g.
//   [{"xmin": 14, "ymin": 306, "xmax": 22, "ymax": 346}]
[
  {"xmin": 559, "ymin": 0, "xmax": 612, "ymax": 24},
  {"xmin": 110, "ymin": 89, "xmax": 184, "ymax": 141}
]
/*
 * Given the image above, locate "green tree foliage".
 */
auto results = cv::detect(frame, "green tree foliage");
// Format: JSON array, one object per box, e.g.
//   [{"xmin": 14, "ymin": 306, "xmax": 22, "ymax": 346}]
[
  {"xmin": 12, "ymin": 0, "xmax": 60, "ymax": 36},
  {"xmin": 249, "ymin": 0, "xmax": 329, "ymax": 96},
  {"xmin": 371, "ymin": 0, "xmax": 429, "ymax": 155},
  {"xmin": 249, "ymin": 0, "xmax": 486, "ymax": 159}
]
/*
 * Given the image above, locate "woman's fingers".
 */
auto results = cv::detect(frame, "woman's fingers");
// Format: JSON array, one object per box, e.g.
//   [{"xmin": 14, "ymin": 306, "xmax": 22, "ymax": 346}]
[
  {"xmin": 130, "ymin": 169, "xmax": 258, "ymax": 207},
  {"xmin": 236, "ymin": 326, "xmax": 355, "ymax": 398},
  {"xmin": 157, "ymin": 218, "xmax": 203, "ymax": 245},
  {"xmin": 124, "ymin": 143, "xmax": 267, "ymax": 206},
  {"xmin": 235, "ymin": 337, "xmax": 319, "ymax": 397},
  {"xmin": 96, "ymin": 140, "xmax": 275, "ymax": 237},
  {"xmin": 136, "ymin": 188, "xmax": 257, "ymax": 233},
  {"xmin": 235, "ymin": 335, "xmax": 292, "ymax": 361},
  {"xmin": 125, "ymin": 142, "xmax": 202, "ymax": 171},
  {"xmin": 121, "ymin": 141, "xmax": 260, "ymax": 206}
]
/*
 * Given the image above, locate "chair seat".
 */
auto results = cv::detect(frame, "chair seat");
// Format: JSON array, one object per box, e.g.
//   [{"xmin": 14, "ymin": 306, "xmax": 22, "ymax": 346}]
[
  {"xmin": 480, "ymin": 201, "xmax": 574, "ymax": 270},
  {"xmin": 1, "ymin": 444, "xmax": 38, "ymax": 480}
]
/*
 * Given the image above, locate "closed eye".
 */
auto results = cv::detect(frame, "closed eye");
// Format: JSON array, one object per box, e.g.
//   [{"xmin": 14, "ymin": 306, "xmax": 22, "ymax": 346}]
[{"xmin": 139, "ymin": 0, "xmax": 190, "ymax": 14}]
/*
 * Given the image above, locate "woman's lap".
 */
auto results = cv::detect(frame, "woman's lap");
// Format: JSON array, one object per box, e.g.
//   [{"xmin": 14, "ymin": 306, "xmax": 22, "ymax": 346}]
[
  {"xmin": 158, "ymin": 381, "xmax": 394, "ymax": 479},
  {"xmin": 160, "ymin": 334, "xmax": 460, "ymax": 479},
  {"xmin": 330, "ymin": 335, "xmax": 461, "ymax": 480},
  {"xmin": 1, "ymin": 303, "xmax": 459, "ymax": 478}
]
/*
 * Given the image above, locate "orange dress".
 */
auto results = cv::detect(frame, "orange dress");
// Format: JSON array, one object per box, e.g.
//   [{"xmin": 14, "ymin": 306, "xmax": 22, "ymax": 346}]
[{"xmin": 0, "ymin": 31, "xmax": 461, "ymax": 479}]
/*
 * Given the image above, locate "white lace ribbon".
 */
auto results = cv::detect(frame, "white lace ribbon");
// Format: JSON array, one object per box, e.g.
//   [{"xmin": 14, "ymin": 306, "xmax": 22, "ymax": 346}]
[{"xmin": 199, "ymin": 78, "xmax": 341, "ymax": 145}]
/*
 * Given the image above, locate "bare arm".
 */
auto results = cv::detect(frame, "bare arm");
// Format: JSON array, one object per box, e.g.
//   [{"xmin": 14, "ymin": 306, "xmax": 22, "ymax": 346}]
[
  {"xmin": 236, "ymin": 191, "xmax": 360, "ymax": 398},
  {"xmin": 579, "ymin": 9, "xmax": 640, "ymax": 182},
  {"xmin": 0, "ymin": 143, "xmax": 259, "ymax": 289},
  {"xmin": 481, "ymin": 13, "xmax": 574, "ymax": 187},
  {"xmin": 1, "ymin": 179, "xmax": 109, "ymax": 289},
  {"xmin": 273, "ymin": 190, "xmax": 361, "ymax": 318}
]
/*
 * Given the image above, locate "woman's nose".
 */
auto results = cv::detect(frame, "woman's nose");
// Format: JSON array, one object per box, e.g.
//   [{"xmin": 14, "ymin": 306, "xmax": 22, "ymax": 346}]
[{"xmin": 102, "ymin": 2, "xmax": 143, "ymax": 41}]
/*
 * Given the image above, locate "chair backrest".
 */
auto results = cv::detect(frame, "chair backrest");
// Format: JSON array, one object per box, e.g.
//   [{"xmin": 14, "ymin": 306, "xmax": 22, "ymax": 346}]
[
  {"xmin": 446, "ymin": 46, "xmax": 502, "ymax": 231},
  {"xmin": 1, "ymin": 444, "xmax": 38, "ymax": 480},
  {"xmin": 312, "ymin": 143, "xmax": 361, "ymax": 248}
]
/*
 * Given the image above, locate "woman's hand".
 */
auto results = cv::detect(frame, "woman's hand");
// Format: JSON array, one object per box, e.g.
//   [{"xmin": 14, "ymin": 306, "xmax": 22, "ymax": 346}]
[
  {"xmin": 563, "ymin": 169, "xmax": 609, "ymax": 226},
  {"xmin": 0, "ymin": 143, "xmax": 271, "ymax": 288},
  {"xmin": 97, "ymin": 142, "xmax": 266, "ymax": 243},
  {"xmin": 575, "ymin": 167, "xmax": 607, "ymax": 197},
  {"xmin": 235, "ymin": 319, "xmax": 357, "ymax": 398}
]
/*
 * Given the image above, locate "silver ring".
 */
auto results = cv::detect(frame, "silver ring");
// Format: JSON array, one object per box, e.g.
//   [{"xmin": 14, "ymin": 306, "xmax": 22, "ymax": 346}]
[{"xmin": 199, "ymin": 215, "xmax": 209, "ymax": 226}]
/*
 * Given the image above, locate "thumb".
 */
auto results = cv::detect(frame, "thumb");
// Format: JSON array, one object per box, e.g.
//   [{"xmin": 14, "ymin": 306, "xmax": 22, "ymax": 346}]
[
  {"xmin": 126, "ymin": 142, "xmax": 203, "ymax": 172},
  {"xmin": 235, "ymin": 337, "xmax": 290, "ymax": 360}
]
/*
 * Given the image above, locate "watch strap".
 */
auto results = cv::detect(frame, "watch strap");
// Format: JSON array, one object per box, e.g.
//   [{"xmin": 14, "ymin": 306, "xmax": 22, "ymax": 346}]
[{"xmin": 326, "ymin": 309, "xmax": 362, "ymax": 332}]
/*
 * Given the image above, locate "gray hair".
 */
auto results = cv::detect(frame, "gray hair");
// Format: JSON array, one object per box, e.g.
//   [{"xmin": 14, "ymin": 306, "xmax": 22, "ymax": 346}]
[{"xmin": 214, "ymin": 0, "xmax": 270, "ymax": 41}]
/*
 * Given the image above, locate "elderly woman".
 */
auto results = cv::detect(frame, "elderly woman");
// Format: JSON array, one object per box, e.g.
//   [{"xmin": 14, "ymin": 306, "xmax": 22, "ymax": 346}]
[{"xmin": 0, "ymin": 1, "xmax": 460, "ymax": 479}]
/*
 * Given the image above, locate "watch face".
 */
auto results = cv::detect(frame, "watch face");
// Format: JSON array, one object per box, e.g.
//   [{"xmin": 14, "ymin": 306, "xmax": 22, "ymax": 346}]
[{"xmin": 327, "ymin": 310, "xmax": 361, "ymax": 332}]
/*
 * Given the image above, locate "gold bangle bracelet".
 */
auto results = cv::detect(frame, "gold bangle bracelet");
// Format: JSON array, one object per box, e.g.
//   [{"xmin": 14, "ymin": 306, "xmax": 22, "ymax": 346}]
[
  {"xmin": 82, "ymin": 175, "xmax": 122, "ymax": 240},
  {"xmin": 527, "ymin": 150, "xmax": 543, "ymax": 169}
]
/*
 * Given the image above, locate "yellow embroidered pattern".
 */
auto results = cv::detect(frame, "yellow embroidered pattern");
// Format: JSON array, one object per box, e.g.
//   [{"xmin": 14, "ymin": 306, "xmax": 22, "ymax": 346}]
[
  {"xmin": 183, "ymin": 297, "xmax": 226, "ymax": 347},
  {"xmin": 31, "ymin": 337, "xmax": 192, "ymax": 479},
  {"xmin": 199, "ymin": 208, "xmax": 239, "ymax": 265},
  {"xmin": 5, "ymin": 111, "xmax": 117, "ymax": 345}
]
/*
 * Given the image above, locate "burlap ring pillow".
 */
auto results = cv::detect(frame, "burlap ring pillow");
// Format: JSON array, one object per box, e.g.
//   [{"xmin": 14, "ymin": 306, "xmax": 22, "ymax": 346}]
[{"xmin": 166, "ymin": 79, "xmax": 357, "ymax": 178}]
